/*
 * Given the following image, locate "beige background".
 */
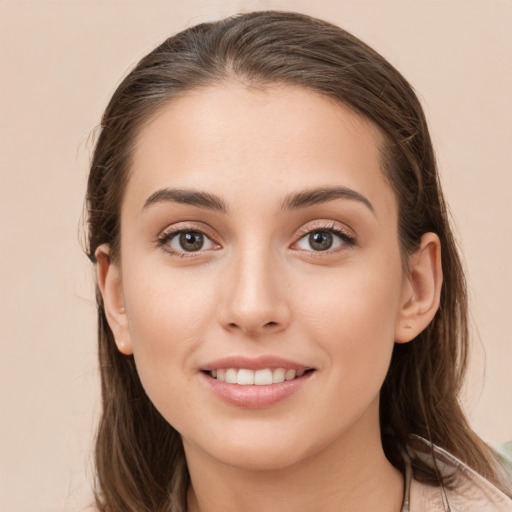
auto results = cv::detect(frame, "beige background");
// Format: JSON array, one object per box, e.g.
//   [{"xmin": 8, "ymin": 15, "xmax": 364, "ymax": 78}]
[{"xmin": 1, "ymin": 0, "xmax": 511, "ymax": 510}]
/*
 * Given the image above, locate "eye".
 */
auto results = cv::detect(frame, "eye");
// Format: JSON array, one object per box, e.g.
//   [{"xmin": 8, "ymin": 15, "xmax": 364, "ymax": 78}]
[
  {"xmin": 296, "ymin": 230, "xmax": 340, "ymax": 251},
  {"xmin": 158, "ymin": 229, "xmax": 218, "ymax": 255},
  {"xmin": 293, "ymin": 225, "xmax": 355, "ymax": 252}
]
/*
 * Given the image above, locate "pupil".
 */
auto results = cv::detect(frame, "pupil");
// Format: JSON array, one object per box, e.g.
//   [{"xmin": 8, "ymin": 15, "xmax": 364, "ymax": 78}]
[
  {"xmin": 179, "ymin": 232, "xmax": 204, "ymax": 251},
  {"xmin": 309, "ymin": 231, "xmax": 332, "ymax": 251}
]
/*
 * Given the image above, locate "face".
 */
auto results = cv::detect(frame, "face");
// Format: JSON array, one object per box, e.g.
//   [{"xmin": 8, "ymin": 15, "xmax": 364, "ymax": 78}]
[{"xmin": 101, "ymin": 83, "xmax": 418, "ymax": 472}]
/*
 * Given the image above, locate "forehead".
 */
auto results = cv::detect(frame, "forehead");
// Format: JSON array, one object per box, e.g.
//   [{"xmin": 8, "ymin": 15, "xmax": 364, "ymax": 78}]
[{"xmin": 125, "ymin": 82, "xmax": 396, "ymax": 219}]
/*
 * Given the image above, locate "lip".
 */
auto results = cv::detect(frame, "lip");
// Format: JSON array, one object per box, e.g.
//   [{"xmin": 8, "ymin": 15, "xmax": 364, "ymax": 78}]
[
  {"xmin": 199, "ymin": 370, "xmax": 314, "ymax": 409},
  {"xmin": 201, "ymin": 355, "xmax": 312, "ymax": 371}
]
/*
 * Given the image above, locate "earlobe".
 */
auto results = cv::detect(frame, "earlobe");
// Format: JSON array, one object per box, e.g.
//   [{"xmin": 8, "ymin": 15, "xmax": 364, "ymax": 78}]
[
  {"xmin": 95, "ymin": 244, "xmax": 133, "ymax": 355},
  {"xmin": 394, "ymin": 233, "xmax": 443, "ymax": 344}
]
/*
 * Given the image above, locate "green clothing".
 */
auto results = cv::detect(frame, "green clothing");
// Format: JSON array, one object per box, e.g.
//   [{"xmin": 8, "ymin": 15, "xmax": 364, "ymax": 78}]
[{"xmin": 496, "ymin": 442, "xmax": 512, "ymax": 474}]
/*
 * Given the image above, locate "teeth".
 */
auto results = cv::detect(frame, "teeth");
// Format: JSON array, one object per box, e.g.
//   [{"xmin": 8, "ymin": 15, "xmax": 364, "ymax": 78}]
[
  {"xmin": 254, "ymin": 369, "xmax": 273, "ymax": 385},
  {"xmin": 225, "ymin": 368, "xmax": 237, "ymax": 384},
  {"xmin": 272, "ymin": 368, "xmax": 286, "ymax": 383},
  {"xmin": 285, "ymin": 369, "xmax": 297, "ymax": 381},
  {"xmin": 209, "ymin": 368, "xmax": 309, "ymax": 385},
  {"xmin": 237, "ymin": 369, "xmax": 254, "ymax": 385}
]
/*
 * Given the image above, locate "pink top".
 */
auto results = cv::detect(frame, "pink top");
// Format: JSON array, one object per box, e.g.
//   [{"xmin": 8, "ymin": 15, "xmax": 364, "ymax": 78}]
[{"xmin": 402, "ymin": 440, "xmax": 512, "ymax": 511}]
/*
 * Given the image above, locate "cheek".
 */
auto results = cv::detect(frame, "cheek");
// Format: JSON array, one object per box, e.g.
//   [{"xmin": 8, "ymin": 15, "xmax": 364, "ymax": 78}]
[
  {"xmin": 121, "ymin": 264, "xmax": 218, "ymax": 407},
  {"xmin": 295, "ymin": 254, "xmax": 403, "ymax": 385},
  {"xmin": 124, "ymin": 260, "xmax": 218, "ymax": 339},
  {"xmin": 299, "ymin": 258, "xmax": 402, "ymax": 332}
]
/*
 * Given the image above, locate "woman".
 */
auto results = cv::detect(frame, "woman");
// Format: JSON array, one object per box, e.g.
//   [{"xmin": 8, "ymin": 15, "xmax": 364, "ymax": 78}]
[{"xmin": 86, "ymin": 11, "xmax": 512, "ymax": 512}]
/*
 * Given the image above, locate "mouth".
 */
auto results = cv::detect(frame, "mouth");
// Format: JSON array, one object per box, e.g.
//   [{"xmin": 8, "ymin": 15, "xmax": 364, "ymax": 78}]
[
  {"xmin": 199, "ymin": 356, "xmax": 316, "ymax": 408},
  {"xmin": 203, "ymin": 367, "xmax": 315, "ymax": 385}
]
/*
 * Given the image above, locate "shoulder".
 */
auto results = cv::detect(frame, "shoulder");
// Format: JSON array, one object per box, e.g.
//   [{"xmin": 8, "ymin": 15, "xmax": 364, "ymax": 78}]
[{"xmin": 403, "ymin": 439, "xmax": 512, "ymax": 512}]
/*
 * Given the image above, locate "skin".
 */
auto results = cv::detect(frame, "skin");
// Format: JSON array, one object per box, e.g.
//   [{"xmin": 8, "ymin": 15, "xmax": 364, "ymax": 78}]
[{"xmin": 97, "ymin": 82, "xmax": 442, "ymax": 512}]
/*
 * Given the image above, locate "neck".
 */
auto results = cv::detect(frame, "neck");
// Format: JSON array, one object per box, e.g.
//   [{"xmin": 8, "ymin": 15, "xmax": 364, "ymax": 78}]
[{"xmin": 184, "ymin": 410, "xmax": 404, "ymax": 512}]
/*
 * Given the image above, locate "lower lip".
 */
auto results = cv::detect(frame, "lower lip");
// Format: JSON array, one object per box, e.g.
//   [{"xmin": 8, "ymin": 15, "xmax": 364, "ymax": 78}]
[{"xmin": 199, "ymin": 371, "xmax": 314, "ymax": 409}]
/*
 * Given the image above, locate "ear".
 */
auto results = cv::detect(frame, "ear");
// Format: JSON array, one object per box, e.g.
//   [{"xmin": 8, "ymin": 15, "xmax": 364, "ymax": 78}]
[
  {"xmin": 394, "ymin": 233, "xmax": 443, "ymax": 343},
  {"xmin": 95, "ymin": 244, "xmax": 133, "ymax": 355}
]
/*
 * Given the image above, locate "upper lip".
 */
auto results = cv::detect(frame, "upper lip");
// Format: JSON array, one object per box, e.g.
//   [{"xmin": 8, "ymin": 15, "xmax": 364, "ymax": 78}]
[{"xmin": 201, "ymin": 355, "xmax": 313, "ymax": 371}]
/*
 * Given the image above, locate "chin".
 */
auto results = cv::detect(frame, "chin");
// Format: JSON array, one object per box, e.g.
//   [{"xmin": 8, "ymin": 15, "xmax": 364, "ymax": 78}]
[
  {"xmin": 184, "ymin": 424, "xmax": 327, "ymax": 473},
  {"xmin": 215, "ymin": 444, "xmax": 308, "ymax": 472}
]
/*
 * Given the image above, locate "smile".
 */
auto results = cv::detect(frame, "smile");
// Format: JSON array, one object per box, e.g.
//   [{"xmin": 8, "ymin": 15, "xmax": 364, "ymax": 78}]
[
  {"xmin": 207, "ymin": 368, "xmax": 312, "ymax": 385},
  {"xmin": 200, "ymin": 358, "xmax": 316, "ymax": 408}
]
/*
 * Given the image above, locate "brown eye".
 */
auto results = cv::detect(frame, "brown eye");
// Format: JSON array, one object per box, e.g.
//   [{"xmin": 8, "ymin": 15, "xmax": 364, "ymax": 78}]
[
  {"xmin": 178, "ymin": 231, "xmax": 205, "ymax": 252},
  {"xmin": 158, "ymin": 227, "xmax": 219, "ymax": 257},
  {"xmin": 308, "ymin": 231, "xmax": 333, "ymax": 251},
  {"xmin": 161, "ymin": 230, "xmax": 217, "ymax": 254},
  {"xmin": 294, "ymin": 225, "xmax": 355, "ymax": 253}
]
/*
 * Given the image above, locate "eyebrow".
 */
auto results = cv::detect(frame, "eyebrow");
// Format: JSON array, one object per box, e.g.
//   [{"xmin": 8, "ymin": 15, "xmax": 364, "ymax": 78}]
[
  {"xmin": 143, "ymin": 188, "xmax": 228, "ymax": 213},
  {"xmin": 281, "ymin": 186, "xmax": 375, "ymax": 214},
  {"xmin": 142, "ymin": 185, "xmax": 374, "ymax": 216}
]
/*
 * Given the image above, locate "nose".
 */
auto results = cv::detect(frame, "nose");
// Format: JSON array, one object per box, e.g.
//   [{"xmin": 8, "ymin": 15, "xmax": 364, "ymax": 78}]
[{"xmin": 218, "ymin": 248, "xmax": 291, "ymax": 336}]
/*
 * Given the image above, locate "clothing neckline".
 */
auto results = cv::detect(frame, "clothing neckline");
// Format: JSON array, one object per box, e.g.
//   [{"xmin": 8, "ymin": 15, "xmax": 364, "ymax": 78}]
[{"xmin": 399, "ymin": 437, "xmax": 512, "ymax": 512}]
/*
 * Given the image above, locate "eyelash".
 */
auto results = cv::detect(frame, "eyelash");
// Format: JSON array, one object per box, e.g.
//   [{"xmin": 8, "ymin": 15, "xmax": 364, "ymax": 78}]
[
  {"xmin": 156, "ymin": 225, "xmax": 220, "ymax": 258},
  {"xmin": 293, "ymin": 221, "xmax": 356, "ymax": 253},
  {"xmin": 156, "ymin": 221, "xmax": 356, "ymax": 258}
]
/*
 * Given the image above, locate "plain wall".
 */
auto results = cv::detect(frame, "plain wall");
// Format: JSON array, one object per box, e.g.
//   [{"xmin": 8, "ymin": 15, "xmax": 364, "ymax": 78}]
[{"xmin": 1, "ymin": 1, "xmax": 511, "ymax": 510}]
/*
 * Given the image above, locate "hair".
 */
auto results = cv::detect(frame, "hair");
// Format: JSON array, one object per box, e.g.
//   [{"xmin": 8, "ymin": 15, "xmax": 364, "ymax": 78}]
[{"xmin": 85, "ymin": 10, "xmax": 511, "ymax": 511}]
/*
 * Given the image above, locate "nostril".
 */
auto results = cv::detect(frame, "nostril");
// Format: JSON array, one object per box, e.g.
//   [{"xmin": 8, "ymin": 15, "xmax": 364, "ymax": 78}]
[
  {"xmin": 229, "ymin": 321, "xmax": 278, "ymax": 328},
  {"xmin": 223, "ymin": 319, "xmax": 284, "ymax": 334}
]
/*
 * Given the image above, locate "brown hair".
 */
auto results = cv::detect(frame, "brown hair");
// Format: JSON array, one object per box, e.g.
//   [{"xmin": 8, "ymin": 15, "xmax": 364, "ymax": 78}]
[{"xmin": 86, "ymin": 11, "xmax": 510, "ymax": 511}]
